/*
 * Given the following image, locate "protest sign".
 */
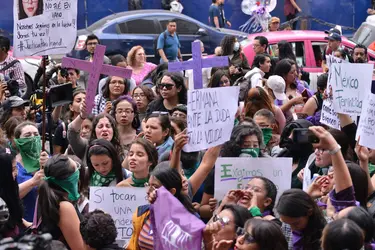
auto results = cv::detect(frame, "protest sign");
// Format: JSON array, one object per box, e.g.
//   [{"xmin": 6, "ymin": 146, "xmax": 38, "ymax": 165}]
[
  {"xmin": 168, "ymin": 41, "xmax": 228, "ymax": 89},
  {"xmin": 184, "ymin": 86, "xmax": 240, "ymax": 152},
  {"xmin": 151, "ymin": 187, "xmax": 205, "ymax": 250},
  {"xmin": 89, "ymin": 187, "xmax": 148, "ymax": 241},
  {"xmin": 13, "ymin": 0, "xmax": 77, "ymax": 56},
  {"xmin": 330, "ymin": 63, "xmax": 373, "ymax": 115},
  {"xmin": 325, "ymin": 54, "xmax": 345, "ymax": 70},
  {"xmin": 356, "ymin": 92, "xmax": 375, "ymax": 149},
  {"xmin": 214, "ymin": 157, "xmax": 292, "ymax": 200},
  {"xmin": 320, "ymin": 98, "xmax": 340, "ymax": 129}
]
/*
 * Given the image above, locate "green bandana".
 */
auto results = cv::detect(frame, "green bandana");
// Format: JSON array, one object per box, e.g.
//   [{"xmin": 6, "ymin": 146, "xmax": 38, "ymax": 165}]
[
  {"xmin": 261, "ymin": 128, "xmax": 273, "ymax": 145},
  {"xmin": 131, "ymin": 175, "xmax": 149, "ymax": 187},
  {"xmin": 90, "ymin": 170, "xmax": 116, "ymax": 187},
  {"xmin": 14, "ymin": 136, "xmax": 42, "ymax": 173},
  {"xmin": 241, "ymin": 148, "xmax": 260, "ymax": 158},
  {"xmin": 44, "ymin": 169, "xmax": 80, "ymax": 201}
]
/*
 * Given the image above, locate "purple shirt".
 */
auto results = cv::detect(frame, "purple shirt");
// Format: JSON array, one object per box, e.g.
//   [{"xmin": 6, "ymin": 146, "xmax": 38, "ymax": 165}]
[
  {"xmin": 329, "ymin": 186, "xmax": 358, "ymax": 213},
  {"xmin": 292, "ymin": 230, "xmax": 304, "ymax": 250}
]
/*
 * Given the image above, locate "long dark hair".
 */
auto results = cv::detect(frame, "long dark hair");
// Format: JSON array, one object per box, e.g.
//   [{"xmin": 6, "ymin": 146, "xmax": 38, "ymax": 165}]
[
  {"xmin": 157, "ymin": 72, "xmax": 187, "ymax": 104},
  {"xmin": 90, "ymin": 114, "xmax": 122, "ymax": 155},
  {"xmin": 111, "ymin": 95, "xmax": 141, "ymax": 130},
  {"xmin": 129, "ymin": 138, "xmax": 159, "ymax": 172},
  {"xmin": 151, "ymin": 162, "xmax": 195, "ymax": 214},
  {"xmin": 244, "ymin": 219, "xmax": 288, "ymax": 250},
  {"xmin": 252, "ymin": 176, "xmax": 277, "ymax": 213},
  {"xmin": 146, "ymin": 113, "xmax": 171, "ymax": 143},
  {"xmin": 277, "ymin": 40, "xmax": 297, "ymax": 62},
  {"xmin": 274, "ymin": 58, "xmax": 297, "ymax": 89},
  {"xmin": 38, "ymin": 155, "xmax": 75, "ymax": 231},
  {"xmin": 0, "ymin": 147, "xmax": 23, "ymax": 232},
  {"xmin": 85, "ymin": 139, "xmax": 124, "ymax": 187},
  {"xmin": 208, "ymin": 69, "xmax": 231, "ymax": 88},
  {"xmin": 102, "ymin": 76, "xmax": 130, "ymax": 99},
  {"xmin": 220, "ymin": 35, "xmax": 236, "ymax": 56},
  {"xmin": 346, "ymin": 207, "xmax": 375, "ymax": 244},
  {"xmin": 18, "ymin": 0, "xmax": 43, "ymax": 20},
  {"xmin": 277, "ymin": 189, "xmax": 326, "ymax": 250},
  {"xmin": 132, "ymin": 86, "xmax": 155, "ymax": 104}
]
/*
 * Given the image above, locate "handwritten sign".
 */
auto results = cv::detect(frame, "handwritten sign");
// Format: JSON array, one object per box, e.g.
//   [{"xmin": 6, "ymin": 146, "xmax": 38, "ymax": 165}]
[
  {"xmin": 325, "ymin": 55, "xmax": 345, "ymax": 70},
  {"xmin": 13, "ymin": 0, "xmax": 77, "ymax": 56},
  {"xmin": 168, "ymin": 41, "xmax": 229, "ymax": 89},
  {"xmin": 184, "ymin": 86, "xmax": 239, "ymax": 152},
  {"xmin": 61, "ymin": 45, "xmax": 132, "ymax": 113},
  {"xmin": 357, "ymin": 92, "xmax": 375, "ymax": 149},
  {"xmin": 214, "ymin": 158, "xmax": 292, "ymax": 201},
  {"xmin": 320, "ymin": 98, "xmax": 340, "ymax": 129},
  {"xmin": 89, "ymin": 187, "xmax": 148, "ymax": 241},
  {"xmin": 330, "ymin": 63, "xmax": 373, "ymax": 115}
]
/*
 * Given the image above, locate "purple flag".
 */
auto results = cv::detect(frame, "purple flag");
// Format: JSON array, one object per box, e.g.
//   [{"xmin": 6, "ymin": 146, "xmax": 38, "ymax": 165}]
[{"xmin": 150, "ymin": 186, "xmax": 205, "ymax": 250}]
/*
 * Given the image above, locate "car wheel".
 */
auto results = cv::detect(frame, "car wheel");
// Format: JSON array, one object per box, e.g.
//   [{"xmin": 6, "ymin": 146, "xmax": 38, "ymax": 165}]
[{"xmin": 22, "ymin": 74, "xmax": 33, "ymax": 100}]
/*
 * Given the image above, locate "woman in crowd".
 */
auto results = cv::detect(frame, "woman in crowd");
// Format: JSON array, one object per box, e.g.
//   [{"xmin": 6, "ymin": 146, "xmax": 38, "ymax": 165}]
[
  {"xmin": 111, "ymin": 95, "xmax": 140, "ymax": 155},
  {"xmin": 146, "ymin": 72, "xmax": 187, "ymax": 116},
  {"xmin": 333, "ymin": 48, "xmax": 349, "ymax": 61},
  {"xmin": 117, "ymin": 138, "xmax": 158, "ymax": 187},
  {"xmin": 277, "ymin": 189, "xmax": 326, "ymax": 250},
  {"xmin": 141, "ymin": 63, "xmax": 168, "ymax": 88},
  {"xmin": 220, "ymin": 35, "xmax": 250, "ymax": 83},
  {"xmin": 244, "ymin": 53, "xmax": 271, "ymax": 89},
  {"xmin": 85, "ymin": 139, "xmax": 130, "ymax": 188},
  {"xmin": 144, "ymin": 112, "xmax": 174, "ymax": 158},
  {"xmin": 18, "ymin": 0, "xmax": 43, "ymax": 19},
  {"xmin": 3, "ymin": 116, "xmax": 24, "ymax": 155},
  {"xmin": 66, "ymin": 115, "xmax": 94, "ymax": 156},
  {"xmin": 203, "ymin": 204, "xmax": 253, "ymax": 250},
  {"xmin": 93, "ymin": 76, "xmax": 130, "ymax": 116},
  {"xmin": 128, "ymin": 163, "xmax": 196, "ymax": 250},
  {"xmin": 127, "ymin": 46, "xmax": 157, "ymax": 86},
  {"xmin": 302, "ymin": 73, "xmax": 328, "ymax": 117},
  {"xmin": 68, "ymin": 100, "xmax": 123, "ymax": 162},
  {"xmin": 207, "ymin": 69, "xmax": 231, "ymax": 88},
  {"xmin": 132, "ymin": 85, "xmax": 155, "ymax": 123},
  {"xmin": 235, "ymin": 219, "xmax": 288, "ymax": 250},
  {"xmin": 36, "ymin": 155, "xmax": 85, "ymax": 249},
  {"xmin": 54, "ymin": 88, "xmax": 86, "ymax": 154},
  {"xmin": 0, "ymin": 147, "xmax": 23, "ymax": 238},
  {"xmin": 277, "ymin": 40, "xmax": 297, "ymax": 62},
  {"xmin": 0, "ymin": 97, "xmax": 28, "ymax": 127},
  {"xmin": 14, "ymin": 121, "xmax": 46, "ymax": 222}
]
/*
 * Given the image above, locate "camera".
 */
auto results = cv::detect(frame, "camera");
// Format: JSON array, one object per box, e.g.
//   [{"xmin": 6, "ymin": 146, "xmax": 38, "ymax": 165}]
[
  {"xmin": 59, "ymin": 68, "xmax": 69, "ymax": 79},
  {"xmin": 292, "ymin": 128, "xmax": 319, "ymax": 144},
  {"xmin": 0, "ymin": 233, "xmax": 52, "ymax": 250},
  {"xmin": 34, "ymin": 83, "xmax": 73, "ymax": 108}
]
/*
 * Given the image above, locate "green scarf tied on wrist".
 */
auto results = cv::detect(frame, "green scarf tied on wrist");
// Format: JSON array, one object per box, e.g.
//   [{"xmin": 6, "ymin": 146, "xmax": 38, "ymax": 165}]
[
  {"xmin": 90, "ymin": 170, "xmax": 116, "ymax": 187},
  {"xmin": 44, "ymin": 169, "xmax": 80, "ymax": 201},
  {"xmin": 14, "ymin": 136, "xmax": 42, "ymax": 173},
  {"xmin": 261, "ymin": 128, "xmax": 273, "ymax": 145}
]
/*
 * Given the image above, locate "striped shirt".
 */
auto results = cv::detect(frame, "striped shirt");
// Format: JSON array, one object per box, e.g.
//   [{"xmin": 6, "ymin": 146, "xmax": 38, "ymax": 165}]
[
  {"xmin": 138, "ymin": 218, "xmax": 153, "ymax": 250},
  {"xmin": 0, "ymin": 55, "xmax": 26, "ymax": 89}
]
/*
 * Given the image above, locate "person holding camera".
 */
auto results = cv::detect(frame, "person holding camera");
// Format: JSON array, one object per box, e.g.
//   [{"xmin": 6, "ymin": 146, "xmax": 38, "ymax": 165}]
[{"xmin": 0, "ymin": 36, "xmax": 26, "ymax": 92}]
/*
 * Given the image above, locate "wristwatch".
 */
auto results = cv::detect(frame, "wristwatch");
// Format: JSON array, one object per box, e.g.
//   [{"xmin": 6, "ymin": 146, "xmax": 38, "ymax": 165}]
[{"xmin": 329, "ymin": 144, "xmax": 341, "ymax": 155}]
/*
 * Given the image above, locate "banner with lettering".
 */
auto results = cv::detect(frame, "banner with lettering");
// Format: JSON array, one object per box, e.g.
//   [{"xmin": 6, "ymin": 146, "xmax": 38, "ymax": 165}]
[
  {"xmin": 150, "ymin": 186, "xmax": 205, "ymax": 250},
  {"xmin": 13, "ymin": 0, "xmax": 78, "ymax": 56},
  {"xmin": 329, "ymin": 63, "xmax": 373, "ymax": 115},
  {"xmin": 320, "ymin": 97, "xmax": 340, "ymax": 129},
  {"xmin": 89, "ymin": 187, "xmax": 148, "ymax": 241},
  {"xmin": 357, "ymin": 91, "xmax": 375, "ymax": 149},
  {"xmin": 184, "ymin": 86, "xmax": 240, "ymax": 152},
  {"xmin": 214, "ymin": 157, "xmax": 292, "ymax": 201}
]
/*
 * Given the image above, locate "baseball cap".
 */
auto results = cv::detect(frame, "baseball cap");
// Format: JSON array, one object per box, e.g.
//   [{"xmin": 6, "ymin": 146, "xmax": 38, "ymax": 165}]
[
  {"xmin": 324, "ymin": 33, "xmax": 342, "ymax": 42},
  {"xmin": 2, "ymin": 96, "xmax": 29, "ymax": 111},
  {"xmin": 267, "ymin": 75, "xmax": 287, "ymax": 101},
  {"xmin": 324, "ymin": 28, "xmax": 341, "ymax": 35},
  {"xmin": 270, "ymin": 17, "xmax": 280, "ymax": 23}
]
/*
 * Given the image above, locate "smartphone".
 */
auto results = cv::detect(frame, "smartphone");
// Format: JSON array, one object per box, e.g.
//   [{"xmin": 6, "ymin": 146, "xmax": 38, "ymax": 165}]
[
  {"xmin": 301, "ymin": 89, "xmax": 309, "ymax": 102},
  {"xmin": 292, "ymin": 128, "xmax": 319, "ymax": 144}
]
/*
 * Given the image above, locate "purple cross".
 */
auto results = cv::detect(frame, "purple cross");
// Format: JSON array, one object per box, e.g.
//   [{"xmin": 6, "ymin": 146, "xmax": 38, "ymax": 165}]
[
  {"xmin": 61, "ymin": 45, "xmax": 133, "ymax": 113},
  {"xmin": 168, "ymin": 41, "xmax": 229, "ymax": 89}
]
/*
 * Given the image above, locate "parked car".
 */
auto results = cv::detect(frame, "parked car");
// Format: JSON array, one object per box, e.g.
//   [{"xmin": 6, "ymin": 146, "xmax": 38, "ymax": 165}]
[
  {"xmin": 67, "ymin": 9, "xmax": 248, "ymax": 63},
  {"xmin": 352, "ymin": 15, "xmax": 375, "ymax": 48},
  {"xmin": 241, "ymin": 30, "xmax": 375, "ymax": 91}
]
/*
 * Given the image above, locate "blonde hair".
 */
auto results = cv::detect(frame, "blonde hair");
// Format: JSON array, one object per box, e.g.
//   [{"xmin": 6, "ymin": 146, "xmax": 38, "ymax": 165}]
[{"xmin": 127, "ymin": 45, "xmax": 144, "ymax": 66}]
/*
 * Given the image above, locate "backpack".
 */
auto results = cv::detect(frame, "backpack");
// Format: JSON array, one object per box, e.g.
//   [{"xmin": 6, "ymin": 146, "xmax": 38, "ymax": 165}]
[{"xmin": 153, "ymin": 31, "xmax": 180, "ymax": 61}]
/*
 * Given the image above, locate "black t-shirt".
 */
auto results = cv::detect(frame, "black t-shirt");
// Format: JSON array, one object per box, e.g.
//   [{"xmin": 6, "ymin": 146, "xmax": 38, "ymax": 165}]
[
  {"xmin": 53, "ymin": 121, "xmax": 69, "ymax": 154},
  {"xmin": 146, "ymin": 99, "xmax": 170, "ymax": 117},
  {"xmin": 203, "ymin": 168, "xmax": 215, "ymax": 196}
]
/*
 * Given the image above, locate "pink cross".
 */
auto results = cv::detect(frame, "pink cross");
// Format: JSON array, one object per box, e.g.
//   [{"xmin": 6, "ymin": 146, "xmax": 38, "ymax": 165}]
[{"xmin": 61, "ymin": 45, "xmax": 133, "ymax": 113}]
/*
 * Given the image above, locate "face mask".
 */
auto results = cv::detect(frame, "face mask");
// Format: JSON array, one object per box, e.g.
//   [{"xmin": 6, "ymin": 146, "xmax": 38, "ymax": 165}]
[
  {"xmin": 14, "ymin": 136, "xmax": 42, "ymax": 173},
  {"xmin": 44, "ymin": 169, "xmax": 80, "ymax": 201},
  {"xmin": 261, "ymin": 128, "xmax": 273, "ymax": 145},
  {"xmin": 233, "ymin": 42, "xmax": 240, "ymax": 52},
  {"xmin": 240, "ymin": 148, "xmax": 260, "ymax": 158}
]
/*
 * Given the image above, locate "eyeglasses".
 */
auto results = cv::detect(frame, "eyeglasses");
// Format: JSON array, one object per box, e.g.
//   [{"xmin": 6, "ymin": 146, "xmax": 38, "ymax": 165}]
[
  {"xmin": 133, "ymin": 93, "xmax": 146, "ymax": 99},
  {"xmin": 158, "ymin": 83, "xmax": 175, "ymax": 90},
  {"xmin": 236, "ymin": 227, "xmax": 256, "ymax": 244},
  {"xmin": 315, "ymin": 148, "xmax": 328, "ymax": 154},
  {"xmin": 116, "ymin": 109, "xmax": 134, "ymax": 115},
  {"xmin": 22, "ymin": 0, "xmax": 38, "ymax": 2},
  {"xmin": 212, "ymin": 214, "xmax": 231, "ymax": 227}
]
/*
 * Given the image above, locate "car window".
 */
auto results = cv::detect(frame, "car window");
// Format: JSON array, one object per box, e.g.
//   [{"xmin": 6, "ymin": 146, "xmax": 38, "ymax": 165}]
[
  {"xmin": 118, "ymin": 18, "xmax": 157, "ymax": 34},
  {"xmin": 159, "ymin": 18, "xmax": 199, "ymax": 35},
  {"xmin": 270, "ymin": 42, "xmax": 306, "ymax": 67},
  {"xmin": 311, "ymin": 42, "xmax": 326, "ymax": 67}
]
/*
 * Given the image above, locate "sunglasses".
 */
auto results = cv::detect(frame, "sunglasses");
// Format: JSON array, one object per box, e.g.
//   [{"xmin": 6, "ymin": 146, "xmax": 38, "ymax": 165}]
[
  {"xmin": 212, "ymin": 214, "xmax": 231, "ymax": 227},
  {"xmin": 236, "ymin": 227, "xmax": 256, "ymax": 244},
  {"xmin": 158, "ymin": 83, "xmax": 175, "ymax": 90}
]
